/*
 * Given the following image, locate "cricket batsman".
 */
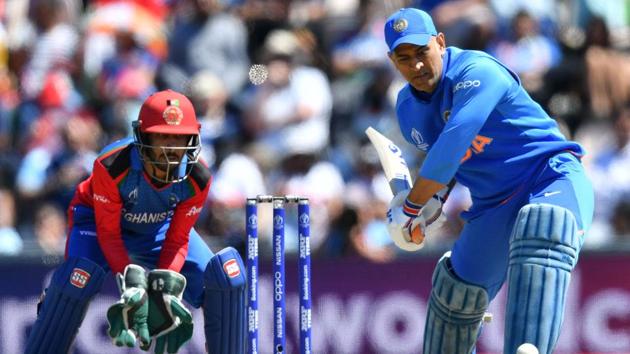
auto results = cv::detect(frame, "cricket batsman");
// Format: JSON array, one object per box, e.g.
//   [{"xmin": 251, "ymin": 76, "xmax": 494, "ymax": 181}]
[
  {"xmin": 383, "ymin": 8, "xmax": 594, "ymax": 354},
  {"xmin": 25, "ymin": 90, "xmax": 246, "ymax": 354}
]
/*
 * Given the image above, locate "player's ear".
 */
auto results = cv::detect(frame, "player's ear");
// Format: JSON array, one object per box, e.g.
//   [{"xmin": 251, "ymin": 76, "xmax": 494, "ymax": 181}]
[{"xmin": 436, "ymin": 33, "xmax": 446, "ymax": 53}]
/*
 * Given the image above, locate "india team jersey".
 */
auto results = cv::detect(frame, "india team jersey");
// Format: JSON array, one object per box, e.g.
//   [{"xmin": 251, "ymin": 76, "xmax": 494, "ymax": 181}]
[
  {"xmin": 396, "ymin": 47, "xmax": 583, "ymax": 207},
  {"xmin": 68, "ymin": 137, "xmax": 212, "ymax": 273}
]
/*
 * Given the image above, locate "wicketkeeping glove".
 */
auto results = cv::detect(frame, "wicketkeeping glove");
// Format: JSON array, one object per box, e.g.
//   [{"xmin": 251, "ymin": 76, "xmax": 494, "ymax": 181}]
[
  {"xmin": 107, "ymin": 264, "xmax": 150, "ymax": 348},
  {"xmin": 141, "ymin": 269, "xmax": 193, "ymax": 354}
]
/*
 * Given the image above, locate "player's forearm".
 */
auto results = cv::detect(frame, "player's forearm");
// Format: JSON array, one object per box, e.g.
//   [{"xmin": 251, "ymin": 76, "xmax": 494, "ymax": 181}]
[
  {"xmin": 158, "ymin": 242, "xmax": 188, "ymax": 271},
  {"xmin": 407, "ymin": 176, "xmax": 446, "ymax": 205}
]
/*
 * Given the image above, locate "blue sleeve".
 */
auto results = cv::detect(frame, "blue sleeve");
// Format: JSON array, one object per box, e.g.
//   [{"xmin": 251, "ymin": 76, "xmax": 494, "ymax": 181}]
[{"xmin": 419, "ymin": 58, "xmax": 514, "ymax": 183}]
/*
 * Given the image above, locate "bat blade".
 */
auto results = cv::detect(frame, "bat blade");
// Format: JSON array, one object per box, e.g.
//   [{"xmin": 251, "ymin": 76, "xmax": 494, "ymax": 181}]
[{"xmin": 365, "ymin": 126, "xmax": 412, "ymax": 194}]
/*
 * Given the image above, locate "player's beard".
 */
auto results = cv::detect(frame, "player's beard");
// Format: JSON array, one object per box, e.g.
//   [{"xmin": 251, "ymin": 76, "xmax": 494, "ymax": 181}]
[{"xmin": 146, "ymin": 149, "xmax": 182, "ymax": 181}]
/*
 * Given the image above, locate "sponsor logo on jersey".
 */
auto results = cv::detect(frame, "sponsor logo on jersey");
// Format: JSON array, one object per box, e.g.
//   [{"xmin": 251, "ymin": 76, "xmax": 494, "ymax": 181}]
[
  {"xmin": 122, "ymin": 209, "xmax": 174, "ymax": 224},
  {"xmin": 186, "ymin": 205, "xmax": 202, "ymax": 217},
  {"xmin": 453, "ymin": 80, "xmax": 481, "ymax": 93},
  {"xmin": 223, "ymin": 259, "xmax": 241, "ymax": 278},
  {"xmin": 411, "ymin": 128, "xmax": 429, "ymax": 151},
  {"xmin": 93, "ymin": 194, "xmax": 110, "ymax": 203},
  {"xmin": 70, "ymin": 268, "xmax": 91, "ymax": 288}
]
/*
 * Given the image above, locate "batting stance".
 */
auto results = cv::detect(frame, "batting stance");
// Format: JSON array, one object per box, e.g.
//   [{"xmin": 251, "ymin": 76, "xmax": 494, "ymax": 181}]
[
  {"xmin": 25, "ymin": 90, "xmax": 246, "ymax": 354},
  {"xmin": 383, "ymin": 8, "xmax": 594, "ymax": 354}
]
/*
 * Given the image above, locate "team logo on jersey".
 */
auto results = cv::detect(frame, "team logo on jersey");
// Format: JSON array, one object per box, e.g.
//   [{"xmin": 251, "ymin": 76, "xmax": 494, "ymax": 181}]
[
  {"xmin": 163, "ymin": 99, "xmax": 183, "ymax": 125},
  {"xmin": 443, "ymin": 110, "xmax": 451, "ymax": 123},
  {"xmin": 393, "ymin": 19, "xmax": 408, "ymax": 32},
  {"xmin": 453, "ymin": 80, "xmax": 481, "ymax": 93},
  {"xmin": 223, "ymin": 259, "xmax": 241, "ymax": 278},
  {"xmin": 128, "ymin": 188, "xmax": 138, "ymax": 203},
  {"xmin": 411, "ymin": 128, "xmax": 429, "ymax": 151},
  {"xmin": 70, "ymin": 268, "xmax": 91, "ymax": 288}
]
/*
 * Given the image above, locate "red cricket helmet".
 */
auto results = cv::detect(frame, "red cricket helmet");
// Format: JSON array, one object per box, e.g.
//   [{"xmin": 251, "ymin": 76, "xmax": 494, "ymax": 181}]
[
  {"xmin": 137, "ymin": 89, "xmax": 201, "ymax": 135},
  {"xmin": 133, "ymin": 90, "xmax": 202, "ymax": 183}
]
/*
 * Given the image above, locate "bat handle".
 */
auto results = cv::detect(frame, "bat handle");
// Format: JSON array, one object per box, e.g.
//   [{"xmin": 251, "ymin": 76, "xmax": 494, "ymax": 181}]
[{"xmin": 389, "ymin": 177, "xmax": 412, "ymax": 195}]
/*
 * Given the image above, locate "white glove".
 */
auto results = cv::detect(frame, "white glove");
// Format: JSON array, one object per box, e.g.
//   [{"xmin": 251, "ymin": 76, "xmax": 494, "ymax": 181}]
[{"xmin": 386, "ymin": 189, "xmax": 446, "ymax": 251}]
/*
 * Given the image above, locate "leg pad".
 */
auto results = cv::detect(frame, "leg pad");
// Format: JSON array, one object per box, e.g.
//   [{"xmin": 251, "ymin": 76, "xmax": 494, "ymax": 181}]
[
  {"xmin": 203, "ymin": 247, "xmax": 246, "ymax": 354},
  {"xmin": 505, "ymin": 204, "xmax": 580, "ymax": 354},
  {"xmin": 423, "ymin": 252, "xmax": 489, "ymax": 354},
  {"xmin": 25, "ymin": 257, "xmax": 105, "ymax": 354}
]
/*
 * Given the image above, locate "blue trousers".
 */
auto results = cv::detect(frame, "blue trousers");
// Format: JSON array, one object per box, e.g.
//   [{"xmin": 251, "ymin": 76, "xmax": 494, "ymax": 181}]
[
  {"xmin": 450, "ymin": 152, "xmax": 594, "ymax": 299},
  {"xmin": 65, "ymin": 205, "xmax": 213, "ymax": 308}
]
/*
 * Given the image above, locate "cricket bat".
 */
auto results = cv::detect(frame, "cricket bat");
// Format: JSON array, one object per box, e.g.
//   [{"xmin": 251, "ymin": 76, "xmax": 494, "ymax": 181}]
[{"xmin": 365, "ymin": 126, "xmax": 412, "ymax": 195}]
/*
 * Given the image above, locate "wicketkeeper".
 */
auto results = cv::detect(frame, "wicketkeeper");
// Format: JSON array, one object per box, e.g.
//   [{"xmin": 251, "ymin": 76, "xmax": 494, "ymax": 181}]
[{"xmin": 25, "ymin": 90, "xmax": 246, "ymax": 354}]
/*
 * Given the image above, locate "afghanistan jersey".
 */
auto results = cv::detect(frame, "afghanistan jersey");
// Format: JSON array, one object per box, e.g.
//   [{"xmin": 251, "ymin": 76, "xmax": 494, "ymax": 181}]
[
  {"xmin": 396, "ymin": 47, "xmax": 583, "ymax": 208},
  {"xmin": 68, "ymin": 137, "xmax": 211, "ymax": 273}
]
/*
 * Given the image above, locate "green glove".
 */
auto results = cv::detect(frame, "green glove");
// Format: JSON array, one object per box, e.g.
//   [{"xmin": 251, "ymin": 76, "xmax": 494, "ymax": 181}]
[
  {"xmin": 141, "ymin": 269, "xmax": 193, "ymax": 354},
  {"xmin": 106, "ymin": 264, "xmax": 150, "ymax": 348}
]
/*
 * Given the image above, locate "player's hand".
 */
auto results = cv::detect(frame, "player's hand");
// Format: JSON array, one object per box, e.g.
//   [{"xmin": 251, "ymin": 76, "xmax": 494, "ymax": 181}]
[
  {"xmin": 386, "ymin": 188, "xmax": 447, "ymax": 251},
  {"xmin": 387, "ymin": 190, "xmax": 428, "ymax": 251},
  {"xmin": 142, "ymin": 270, "xmax": 193, "ymax": 354},
  {"xmin": 107, "ymin": 264, "xmax": 150, "ymax": 348}
]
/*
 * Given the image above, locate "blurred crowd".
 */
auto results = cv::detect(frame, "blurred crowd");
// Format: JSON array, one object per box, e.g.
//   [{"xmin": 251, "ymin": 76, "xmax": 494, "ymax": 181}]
[{"xmin": 0, "ymin": 0, "xmax": 629, "ymax": 262}]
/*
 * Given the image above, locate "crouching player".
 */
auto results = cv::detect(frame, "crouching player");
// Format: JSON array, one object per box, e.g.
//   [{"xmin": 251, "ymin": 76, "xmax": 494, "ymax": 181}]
[
  {"xmin": 383, "ymin": 8, "xmax": 594, "ymax": 354},
  {"xmin": 25, "ymin": 90, "xmax": 246, "ymax": 354}
]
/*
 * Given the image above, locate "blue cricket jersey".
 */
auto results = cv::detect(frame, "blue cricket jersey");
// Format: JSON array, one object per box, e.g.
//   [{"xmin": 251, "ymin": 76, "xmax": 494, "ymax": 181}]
[{"xmin": 396, "ymin": 47, "xmax": 583, "ymax": 208}]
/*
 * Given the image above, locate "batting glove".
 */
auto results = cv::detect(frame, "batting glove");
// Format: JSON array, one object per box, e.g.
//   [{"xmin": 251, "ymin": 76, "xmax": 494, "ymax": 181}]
[{"xmin": 387, "ymin": 189, "xmax": 446, "ymax": 251}]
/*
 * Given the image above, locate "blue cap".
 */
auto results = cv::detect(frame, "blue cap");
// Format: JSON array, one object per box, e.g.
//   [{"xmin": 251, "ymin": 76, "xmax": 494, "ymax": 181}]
[{"xmin": 384, "ymin": 8, "xmax": 437, "ymax": 52}]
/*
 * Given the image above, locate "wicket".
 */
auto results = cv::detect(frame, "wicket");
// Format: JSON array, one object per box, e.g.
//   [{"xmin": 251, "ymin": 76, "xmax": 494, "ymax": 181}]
[{"xmin": 246, "ymin": 195, "xmax": 312, "ymax": 354}]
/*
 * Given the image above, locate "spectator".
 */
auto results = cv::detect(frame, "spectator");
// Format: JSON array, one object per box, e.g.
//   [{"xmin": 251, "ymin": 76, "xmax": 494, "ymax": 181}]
[
  {"xmin": 187, "ymin": 70, "xmax": 242, "ymax": 168},
  {"xmin": 585, "ymin": 103, "xmax": 630, "ymax": 246},
  {"xmin": 15, "ymin": 114, "xmax": 100, "ymax": 210},
  {"xmin": 17, "ymin": 0, "xmax": 82, "ymax": 142},
  {"xmin": 489, "ymin": 10, "xmax": 562, "ymax": 94},
  {"xmin": 274, "ymin": 153, "xmax": 346, "ymax": 254},
  {"xmin": 32, "ymin": 203, "xmax": 66, "ymax": 255},
  {"xmin": 611, "ymin": 198, "xmax": 630, "ymax": 246},
  {"xmin": 96, "ymin": 29, "xmax": 160, "ymax": 135},
  {"xmin": 202, "ymin": 144, "xmax": 267, "ymax": 251},
  {"xmin": 427, "ymin": 0, "xmax": 496, "ymax": 50},
  {"xmin": 0, "ymin": 189, "xmax": 23, "ymax": 255},
  {"xmin": 242, "ymin": 29, "xmax": 333, "ymax": 168},
  {"xmin": 159, "ymin": 0, "xmax": 249, "ymax": 97}
]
